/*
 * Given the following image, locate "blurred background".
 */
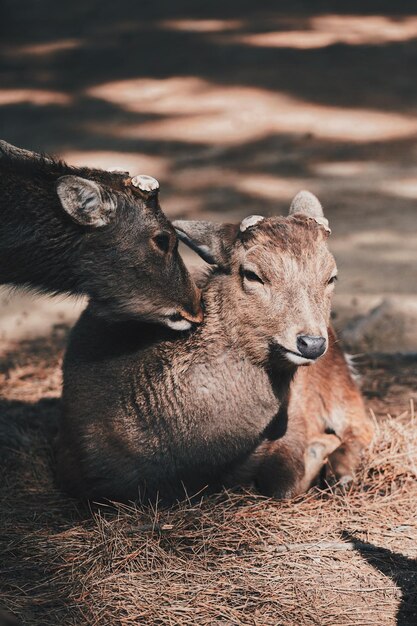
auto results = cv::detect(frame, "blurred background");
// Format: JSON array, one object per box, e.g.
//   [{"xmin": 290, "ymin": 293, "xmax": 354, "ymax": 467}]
[{"xmin": 1, "ymin": 0, "xmax": 417, "ymax": 351}]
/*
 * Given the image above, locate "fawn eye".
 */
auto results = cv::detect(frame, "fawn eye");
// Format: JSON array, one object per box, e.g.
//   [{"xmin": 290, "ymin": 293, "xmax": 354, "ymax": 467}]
[
  {"xmin": 242, "ymin": 268, "xmax": 264, "ymax": 285},
  {"xmin": 153, "ymin": 233, "xmax": 171, "ymax": 254},
  {"xmin": 328, "ymin": 274, "xmax": 338, "ymax": 285}
]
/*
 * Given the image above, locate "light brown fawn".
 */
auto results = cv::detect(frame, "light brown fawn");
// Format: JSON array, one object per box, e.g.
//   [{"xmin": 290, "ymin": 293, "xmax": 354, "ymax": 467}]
[{"xmin": 57, "ymin": 191, "xmax": 373, "ymax": 504}]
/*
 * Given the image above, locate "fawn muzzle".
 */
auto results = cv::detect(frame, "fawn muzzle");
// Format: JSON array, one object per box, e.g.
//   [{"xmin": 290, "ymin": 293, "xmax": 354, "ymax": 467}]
[{"xmin": 296, "ymin": 335, "xmax": 327, "ymax": 360}]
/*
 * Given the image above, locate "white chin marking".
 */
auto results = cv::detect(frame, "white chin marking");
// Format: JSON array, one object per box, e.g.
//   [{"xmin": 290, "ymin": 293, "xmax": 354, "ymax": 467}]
[
  {"xmin": 284, "ymin": 352, "xmax": 314, "ymax": 366},
  {"xmin": 165, "ymin": 318, "xmax": 192, "ymax": 331}
]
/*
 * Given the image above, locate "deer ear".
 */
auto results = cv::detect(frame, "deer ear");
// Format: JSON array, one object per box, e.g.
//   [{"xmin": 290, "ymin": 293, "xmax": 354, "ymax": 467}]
[
  {"xmin": 56, "ymin": 176, "xmax": 117, "ymax": 227},
  {"xmin": 0, "ymin": 140, "xmax": 52, "ymax": 163},
  {"xmin": 173, "ymin": 220, "xmax": 238, "ymax": 267},
  {"xmin": 289, "ymin": 190, "xmax": 330, "ymax": 233}
]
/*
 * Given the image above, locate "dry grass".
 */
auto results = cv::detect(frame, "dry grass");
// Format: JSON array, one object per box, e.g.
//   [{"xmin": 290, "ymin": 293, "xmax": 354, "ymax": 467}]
[{"xmin": 0, "ymin": 332, "xmax": 416, "ymax": 625}]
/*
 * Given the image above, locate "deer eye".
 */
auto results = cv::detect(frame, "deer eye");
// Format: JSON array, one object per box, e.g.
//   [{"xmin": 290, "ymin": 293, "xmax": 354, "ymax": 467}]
[
  {"xmin": 241, "ymin": 268, "xmax": 264, "ymax": 284},
  {"xmin": 153, "ymin": 233, "xmax": 172, "ymax": 253},
  {"xmin": 328, "ymin": 274, "xmax": 338, "ymax": 285}
]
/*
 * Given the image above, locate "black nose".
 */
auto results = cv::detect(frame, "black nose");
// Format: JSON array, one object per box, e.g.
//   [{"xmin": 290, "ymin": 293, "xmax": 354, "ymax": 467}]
[{"xmin": 296, "ymin": 335, "xmax": 327, "ymax": 360}]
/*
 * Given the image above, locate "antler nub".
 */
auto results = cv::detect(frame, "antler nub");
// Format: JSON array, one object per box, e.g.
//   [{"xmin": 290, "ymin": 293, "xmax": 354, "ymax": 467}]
[
  {"xmin": 239, "ymin": 215, "xmax": 264, "ymax": 233},
  {"xmin": 131, "ymin": 174, "xmax": 160, "ymax": 193}
]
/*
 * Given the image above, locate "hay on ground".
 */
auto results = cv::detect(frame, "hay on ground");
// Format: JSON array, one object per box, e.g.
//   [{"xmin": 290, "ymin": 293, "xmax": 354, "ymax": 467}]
[{"xmin": 0, "ymin": 332, "xmax": 416, "ymax": 625}]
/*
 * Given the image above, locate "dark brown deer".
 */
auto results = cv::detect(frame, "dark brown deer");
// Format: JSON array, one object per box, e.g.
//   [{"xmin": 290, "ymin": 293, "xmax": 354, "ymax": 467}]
[
  {"xmin": 0, "ymin": 140, "xmax": 202, "ymax": 328},
  {"xmin": 57, "ymin": 191, "xmax": 373, "ymax": 504}
]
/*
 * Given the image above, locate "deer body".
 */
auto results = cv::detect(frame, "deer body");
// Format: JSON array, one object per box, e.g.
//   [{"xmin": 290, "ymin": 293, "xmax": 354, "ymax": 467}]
[
  {"xmin": 58, "ymin": 193, "xmax": 373, "ymax": 503},
  {"xmin": 59, "ymin": 289, "xmax": 285, "ymax": 503},
  {"xmin": 0, "ymin": 141, "xmax": 202, "ymax": 327}
]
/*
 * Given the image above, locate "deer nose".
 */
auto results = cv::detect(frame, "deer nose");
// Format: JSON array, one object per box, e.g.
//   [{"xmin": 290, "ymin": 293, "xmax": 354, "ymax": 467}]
[
  {"xmin": 181, "ymin": 307, "xmax": 204, "ymax": 325},
  {"xmin": 296, "ymin": 335, "xmax": 327, "ymax": 360},
  {"xmin": 178, "ymin": 299, "xmax": 204, "ymax": 325}
]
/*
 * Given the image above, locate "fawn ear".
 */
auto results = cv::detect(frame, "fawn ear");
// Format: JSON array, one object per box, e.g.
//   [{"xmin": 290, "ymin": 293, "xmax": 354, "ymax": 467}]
[
  {"xmin": 56, "ymin": 176, "xmax": 117, "ymax": 227},
  {"xmin": 289, "ymin": 190, "xmax": 330, "ymax": 233},
  {"xmin": 173, "ymin": 220, "xmax": 239, "ymax": 267}
]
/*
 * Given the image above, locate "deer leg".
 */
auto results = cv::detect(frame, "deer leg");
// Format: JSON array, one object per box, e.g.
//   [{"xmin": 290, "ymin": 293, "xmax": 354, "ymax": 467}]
[
  {"xmin": 296, "ymin": 433, "xmax": 341, "ymax": 494},
  {"xmin": 326, "ymin": 401, "xmax": 374, "ymax": 485},
  {"xmin": 227, "ymin": 436, "xmax": 305, "ymax": 499},
  {"xmin": 252, "ymin": 439, "xmax": 306, "ymax": 499},
  {"xmin": 247, "ymin": 432, "xmax": 340, "ymax": 499},
  {"xmin": 327, "ymin": 429, "xmax": 373, "ymax": 486}
]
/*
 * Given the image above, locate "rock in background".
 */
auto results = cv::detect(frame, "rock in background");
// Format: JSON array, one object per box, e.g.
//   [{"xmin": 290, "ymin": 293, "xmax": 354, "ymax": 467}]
[{"xmin": 342, "ymin": 298, "xmax": 417, "ymax": 354}]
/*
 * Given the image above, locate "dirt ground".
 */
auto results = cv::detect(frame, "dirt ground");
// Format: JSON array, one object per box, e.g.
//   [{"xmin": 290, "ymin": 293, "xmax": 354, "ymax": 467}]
[
  {"xmin": 1, "ymin": 1, "xmax": 417, "ymax": 625},
  {"xmin": 1, "ymin": 0, "xmax": 417, "ymax": 344}
]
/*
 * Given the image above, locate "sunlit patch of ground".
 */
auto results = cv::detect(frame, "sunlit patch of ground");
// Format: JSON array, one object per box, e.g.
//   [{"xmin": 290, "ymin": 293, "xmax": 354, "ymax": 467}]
[
  {"xmin": 158, "ymin": 19, "xmax": 243, "ymax": 33},
  {"xmin": 380, "ymin": 178, "xmax": 417, "ymax": 199},
  {"xmin": 59, "ymin": 150, "xmax": 169, "ymax": 179},
  {"xmin": 217, "ymin": 15, "xmax": 417, "ymax": 49},
  {"xmin": 158, "ymin": 15, "xmax": 417, "ymax": 48},
  {"xmin": 87, "ymin": 77, "xmax": 417, "ymax": 145},
  {"xmin": 0, "ymin": 89, "xmax": 71, "ymax": 106},
  {"xmin": 3, "ymin": 39, "xmax": 82, "ymax": 57},
  {"xmin": 0, "ymin": 288, "xmax": 85, "ymax": 345}
]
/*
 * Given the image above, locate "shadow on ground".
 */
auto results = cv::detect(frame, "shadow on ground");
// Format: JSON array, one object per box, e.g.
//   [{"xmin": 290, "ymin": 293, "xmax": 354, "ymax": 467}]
[{"xmin": 343, "ymin": 532, "xmax": 417, "ymax": 625}]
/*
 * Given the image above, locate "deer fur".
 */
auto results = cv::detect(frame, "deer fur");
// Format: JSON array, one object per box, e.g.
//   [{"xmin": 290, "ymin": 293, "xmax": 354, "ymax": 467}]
[
  {"xmin": 0, "ymin": 140, "xmax": 202, "ymax": 328},
  {"xmin": 57, "ymin": 191, "xmax": 373, "ymax": 504}
]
